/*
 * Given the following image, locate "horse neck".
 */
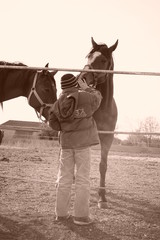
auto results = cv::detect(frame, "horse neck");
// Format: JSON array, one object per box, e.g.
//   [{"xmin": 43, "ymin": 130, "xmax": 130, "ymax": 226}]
[
  {"xmin": 1, "ymin": 69, "xmax": 35, "ymax": 102},
  {"xmin": 97, "ymin": 72, "xmax": 114, "ymax": 110}
]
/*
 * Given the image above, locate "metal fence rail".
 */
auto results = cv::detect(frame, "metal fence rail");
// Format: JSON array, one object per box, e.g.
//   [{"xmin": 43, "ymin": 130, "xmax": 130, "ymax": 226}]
[
  {"xmin": 1, "ymin": 125, "xmax": 160, "ymax": 136},
  {"xmin": 1, "ymin": 65, "xmax": 160, "ymax": 76},
  {"xmin": 98, "ymin": 131, "xmax": 160, "ymax": 136}
]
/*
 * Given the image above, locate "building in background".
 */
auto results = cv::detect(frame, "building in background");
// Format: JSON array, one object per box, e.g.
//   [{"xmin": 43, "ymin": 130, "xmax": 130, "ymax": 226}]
[{"xmin": 0, "ymin": 120, "xmax": 58, "ymax": 141}]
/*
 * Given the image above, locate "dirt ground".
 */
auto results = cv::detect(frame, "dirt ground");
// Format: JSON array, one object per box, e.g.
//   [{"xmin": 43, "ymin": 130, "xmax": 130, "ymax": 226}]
[{"xmin": 0, "ymin": 143, "xmax": 160, "ymax": 240}]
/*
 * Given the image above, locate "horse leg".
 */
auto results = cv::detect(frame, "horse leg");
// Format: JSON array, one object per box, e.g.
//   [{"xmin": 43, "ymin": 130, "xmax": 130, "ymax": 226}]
[{"xmin": 98, "ymin": 134, "xmax": 114, "ymax": 208}]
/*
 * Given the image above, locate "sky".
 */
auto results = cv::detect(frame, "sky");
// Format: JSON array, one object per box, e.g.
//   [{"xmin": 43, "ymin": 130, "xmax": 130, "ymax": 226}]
[{"xmin": 0, "ymin": 0, "xmax": 160, "ymax": 132}]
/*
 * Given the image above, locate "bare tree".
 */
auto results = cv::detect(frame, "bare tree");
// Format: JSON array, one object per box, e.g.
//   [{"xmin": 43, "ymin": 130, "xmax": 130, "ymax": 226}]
[
  {"xmin": 139, "ymin": 117, "xmax": 160, "ymax": 147},
  {"xmin": 126, "ymin": 117, "xmax": 160, "ymax": 147}
]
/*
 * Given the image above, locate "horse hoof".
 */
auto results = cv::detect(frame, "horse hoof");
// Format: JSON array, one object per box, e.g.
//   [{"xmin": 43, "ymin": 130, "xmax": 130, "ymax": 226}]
[{"xmin": 98, "ymin": 201, "xmax": 108, "ymax": 209}]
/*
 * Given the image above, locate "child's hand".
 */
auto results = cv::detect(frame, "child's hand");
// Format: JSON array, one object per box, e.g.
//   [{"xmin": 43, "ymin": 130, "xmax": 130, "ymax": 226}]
[{"xmin": 77, "ymin": 78, "xmax": 89, "ymax": 90}]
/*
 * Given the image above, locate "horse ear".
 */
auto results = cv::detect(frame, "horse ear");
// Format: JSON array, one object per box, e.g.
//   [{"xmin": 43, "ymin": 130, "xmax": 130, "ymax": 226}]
[
  {"xmin": 109, "ymin": 40, "xmax": 118, "ymax": 53},
  {"xmin": 43, "ymin": 63, "xmax": 49, "ymax": 75},
  {"xmin": 91, "ymin": 37, "xmax": 98, "ymax": 48}
]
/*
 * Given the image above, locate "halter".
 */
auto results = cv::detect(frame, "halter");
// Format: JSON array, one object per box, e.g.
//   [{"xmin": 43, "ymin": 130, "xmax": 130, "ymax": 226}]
[
  {"xmin": 27, "ymin": 71, "xmax": 53, "ymax": 122},
  {"xmin": 80, "ymin": 64, "xmax": 105, "ymax": 88},
  {"xmin": 77, "ymin": 65, "xmax": 97, "ymax": 88},
  {"xmin": 84, "ymin": 53, "xmax": 113, "ymax": 88},
  {"xmin": 86, "ymin": 64, "xmax": 98, "ymax": 88}
]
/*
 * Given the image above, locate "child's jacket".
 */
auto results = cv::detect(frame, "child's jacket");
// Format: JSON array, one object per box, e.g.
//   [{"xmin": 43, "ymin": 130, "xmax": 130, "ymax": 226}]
[{"xmin": 49, "ymin": 87, "xmax": 102, "ymax": 149}]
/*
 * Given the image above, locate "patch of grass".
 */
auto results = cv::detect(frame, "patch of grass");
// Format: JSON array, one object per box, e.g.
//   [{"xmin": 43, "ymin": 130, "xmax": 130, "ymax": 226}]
[
  {"xmin": 110, "ymin": 144, "xmax": 160, "ymax": 155},
  {"xmin": 1, "ymin": 137, "xmax": 59, "ymax": 149}
]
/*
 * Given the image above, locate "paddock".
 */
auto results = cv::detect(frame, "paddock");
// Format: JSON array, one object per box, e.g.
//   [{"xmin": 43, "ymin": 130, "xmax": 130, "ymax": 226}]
[
  {"xmin": 0, "ymin": 65, "xmax": 160, "ymax": 239},
  {"xmin": 0, "ymin": 143, "xmax": 159, "ymax": 240}
]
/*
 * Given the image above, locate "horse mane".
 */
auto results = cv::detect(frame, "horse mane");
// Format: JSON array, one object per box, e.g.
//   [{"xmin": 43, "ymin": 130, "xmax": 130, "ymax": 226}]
[
  {"xmin": 0, "ymin": 61, "xmax": 27, "ymax": 66},
  {"xmin": 96, "ymin": 56, "xmax": 114, "ymax": 110},
  {"xmin": 0, "ymin": 61, "xmax": 28, "ymax": 105}
]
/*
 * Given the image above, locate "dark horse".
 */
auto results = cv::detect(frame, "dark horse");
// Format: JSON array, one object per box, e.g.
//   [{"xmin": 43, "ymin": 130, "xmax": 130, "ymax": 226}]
[
  {"xmin": 0, "ymin": 62, "xmax": 57, "ymax": 121},
  {"xmin": 80, "ymin": 38, "xmax": 118, "ymax": 208},
  {"xmin": 0, "ymin": 130, "xmax": 4, "ymax": 144}
]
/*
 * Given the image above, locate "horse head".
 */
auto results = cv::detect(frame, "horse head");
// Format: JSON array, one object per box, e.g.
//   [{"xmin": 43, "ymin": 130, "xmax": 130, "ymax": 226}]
[
  {"xmin": 27, "ymin": 63, "xmax": 57, "ymax": 121},
  {"xmin": 81, "ymin": 37, "xmax": 118, "ymax": 87}
]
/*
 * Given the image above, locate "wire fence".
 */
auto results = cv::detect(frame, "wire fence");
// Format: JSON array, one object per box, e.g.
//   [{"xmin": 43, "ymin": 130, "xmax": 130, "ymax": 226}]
[
  {"xmin": 1, "ymin": 64, "xmax": 160, "ymax": 136},
  {"xmin": 1, "ymin": 125, "xmax": 160, "ymax": 137}
]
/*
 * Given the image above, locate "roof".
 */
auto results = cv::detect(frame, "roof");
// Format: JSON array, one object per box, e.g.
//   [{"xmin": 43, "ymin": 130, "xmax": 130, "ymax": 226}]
[
  {"xmin": 1, "ymin": 120, "xmax": 41, "ymax": 127},
  {"xmin": 0, "ymin": 120, "xmax": 45, "ymax": 132}
]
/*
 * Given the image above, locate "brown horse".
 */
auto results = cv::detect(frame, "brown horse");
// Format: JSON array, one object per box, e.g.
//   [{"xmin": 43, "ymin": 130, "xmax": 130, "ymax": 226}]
[
  {"xmin": 80, "ymin": 38, "xmax": 118, "ymax": 208},
  {"xmin": 0, "ymin": 62, "xmax": 57, "ymax": 121},
  {"xmin": 0, "ymin": 130, "xmax": 4, "ymax": 144}
]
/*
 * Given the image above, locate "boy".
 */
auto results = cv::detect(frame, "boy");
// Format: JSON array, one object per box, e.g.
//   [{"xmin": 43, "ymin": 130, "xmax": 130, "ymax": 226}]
[{"xmin": 49, "ymin": 73, "xmax": 102, "ymax": 225}]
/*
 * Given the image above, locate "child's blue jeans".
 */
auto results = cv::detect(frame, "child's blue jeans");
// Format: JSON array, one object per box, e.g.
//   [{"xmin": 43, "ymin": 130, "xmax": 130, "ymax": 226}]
[{"xmin": 55, "ymin": 147, "xmax": 91, "ymax": 218}]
